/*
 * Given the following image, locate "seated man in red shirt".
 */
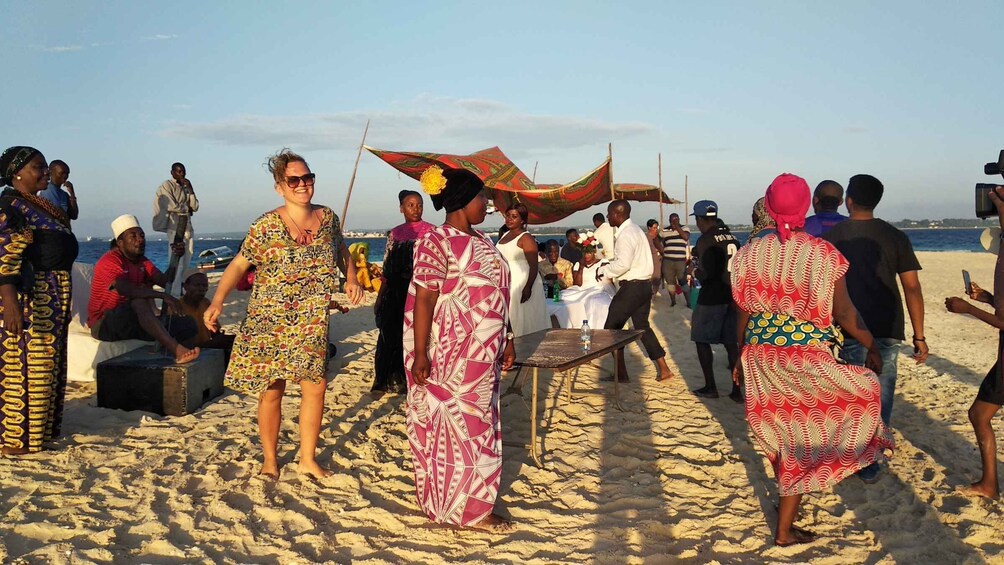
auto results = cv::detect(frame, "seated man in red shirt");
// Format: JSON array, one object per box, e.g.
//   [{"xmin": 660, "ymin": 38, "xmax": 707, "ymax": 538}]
[{"xmin": 88, "ymin": 214, "xmax": 199, "ymax": 363}]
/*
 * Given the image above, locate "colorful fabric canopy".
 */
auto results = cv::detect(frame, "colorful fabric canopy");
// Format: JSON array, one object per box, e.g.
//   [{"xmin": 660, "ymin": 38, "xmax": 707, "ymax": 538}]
[
  {"xmin": 365, "ymin": 146, "xmax": 535, "ymax": 192},
  {"xmin": 366, "ymin": 146, "xmax": 679, "ymax": 225}
]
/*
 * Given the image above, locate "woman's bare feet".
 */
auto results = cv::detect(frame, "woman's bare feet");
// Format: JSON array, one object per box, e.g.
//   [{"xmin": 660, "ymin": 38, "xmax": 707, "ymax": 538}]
[
  {"xmin": 468, "ymin": 513, "xmax": 513, "ymax": 533},
  {"xmin": 775, "ymin": 525, "xmax": 816, "ymax": 547},
  {"xmin": 174, "ymin": 345, "xmax": 200, "ymax": 364},
  {"xmin": 297, "ymin": 460, "xmax": 332, "ymax": 480},
  {"xmin": 259, "ymin": 459, "xmax": 280, "ymax": 480},
  {"xmin": 957, "ymin": 482, "xmax": 1000, "ymax": 500}
]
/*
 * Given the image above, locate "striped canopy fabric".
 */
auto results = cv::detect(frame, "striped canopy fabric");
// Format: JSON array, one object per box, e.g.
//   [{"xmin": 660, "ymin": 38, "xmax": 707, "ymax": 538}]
[{"xmin": 366, "ymin": 146, "xmax": 679, "ymax": 225}]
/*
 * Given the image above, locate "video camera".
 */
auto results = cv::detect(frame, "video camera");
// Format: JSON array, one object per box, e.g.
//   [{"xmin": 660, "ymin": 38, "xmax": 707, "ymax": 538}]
[{"xmin": 976, "ymin": 149, "xmax": 1004, "ymax": 218}]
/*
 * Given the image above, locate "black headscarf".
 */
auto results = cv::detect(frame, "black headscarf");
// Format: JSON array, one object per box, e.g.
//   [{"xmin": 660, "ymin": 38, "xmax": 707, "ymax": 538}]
[
  {"xmin": 432, "ymin": 168, "xmax": 485, "ymax": 212},
  {"xmin": 0, "ymin": 146, "xmax": 42, "ymax": 186}
]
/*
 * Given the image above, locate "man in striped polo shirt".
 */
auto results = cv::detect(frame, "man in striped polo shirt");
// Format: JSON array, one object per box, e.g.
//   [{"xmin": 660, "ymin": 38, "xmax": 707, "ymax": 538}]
[{"xmin": 659, "ymin": 213, "xmax": 690, "ymax": 306}]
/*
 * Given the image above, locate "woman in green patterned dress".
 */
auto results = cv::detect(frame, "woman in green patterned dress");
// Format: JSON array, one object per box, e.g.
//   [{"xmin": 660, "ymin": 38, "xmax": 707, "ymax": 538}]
[{"xmin": 205, "ymin": 149, "xmax": 362, "ymax": 480}]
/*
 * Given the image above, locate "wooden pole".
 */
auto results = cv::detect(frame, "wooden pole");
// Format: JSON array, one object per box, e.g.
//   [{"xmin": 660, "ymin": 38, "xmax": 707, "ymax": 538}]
[
  {"xmin": 684, "ymin": 175, "xmax": 691, "ymax": 260},
  {"xmin": 658, "ymin": 153, "xmax": 664, "ymax": 227},
  {"xmin": 340, "ymin": 119, "xmax": 370, "ymax": 230},
  {"xmin": 684, "ymin": 175, "xmax": 689, "ymax": 226},
  {"xmin": 532, "ymin": 161, "xmax": 538, "ymax": 184},
  {"xmin": 608, "ymin": 143, "xmax": 615, "ymax": 199}
]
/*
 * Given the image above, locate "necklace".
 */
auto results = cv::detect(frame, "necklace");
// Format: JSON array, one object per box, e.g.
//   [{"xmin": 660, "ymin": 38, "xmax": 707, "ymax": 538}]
[
  {"xmin": 9, "ymin": 190, "xmax": 70, "ymax": 228},
  {"xmin": 285, "ymin": 208, "xmax": 317, "ymax": 244}
]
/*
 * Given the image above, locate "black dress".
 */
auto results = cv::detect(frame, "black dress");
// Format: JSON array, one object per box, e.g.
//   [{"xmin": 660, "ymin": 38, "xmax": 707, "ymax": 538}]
[{"xmin": 373, "ymin": 223, "xmax": 430, "ymax": 393}]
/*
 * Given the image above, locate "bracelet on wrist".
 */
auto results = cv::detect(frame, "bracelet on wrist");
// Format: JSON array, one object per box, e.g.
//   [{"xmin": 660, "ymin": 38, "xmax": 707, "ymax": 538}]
[{"xmin": 912, "ymin": 336, "xmax": 926, "ymax": 342}]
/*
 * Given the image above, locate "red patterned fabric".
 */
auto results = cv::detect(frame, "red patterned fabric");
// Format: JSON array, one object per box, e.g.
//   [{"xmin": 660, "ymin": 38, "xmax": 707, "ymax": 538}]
[
  {"xmin": 366, "ymin": 147, "xmax": 677, "ymax": 225},
  {"xmin": 402, "ymin": 225, "xmax": 511, "ymax": 525},
  {"xmin": 731, "ymin": 232, "xmax": 894, "ymax": 496}
]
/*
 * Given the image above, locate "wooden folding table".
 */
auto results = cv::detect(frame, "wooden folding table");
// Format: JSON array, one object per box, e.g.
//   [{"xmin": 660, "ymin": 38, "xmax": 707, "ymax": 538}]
[{"xmin": 511, "ymin": 328, "xmax": 645, "ymax": 466}]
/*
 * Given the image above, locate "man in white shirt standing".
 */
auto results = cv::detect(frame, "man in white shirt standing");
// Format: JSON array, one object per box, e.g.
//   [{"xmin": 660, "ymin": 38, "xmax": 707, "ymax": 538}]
[
  {"xmin": 592, "ymin": 212, "xmax": 616, "ymax": 261},
  {"xmin": 39, "ymin": 159, "xmax": 79, "ymax": 221},
  {"xmin": 602, "ymin": 200, "xmax": 674, "ymax": 382},
  {"xmin": 152, "ymin": 162, "xmax": 199, "ymax": 296}
]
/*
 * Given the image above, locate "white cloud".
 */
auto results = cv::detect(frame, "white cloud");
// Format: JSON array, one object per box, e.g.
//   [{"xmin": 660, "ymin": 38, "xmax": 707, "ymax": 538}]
[
  {"xmin": 42, "ymin": 45, "xmax": 84, "ymax": 53},
  {"xmin": 142, "ymin": 34, "xmax": 179, "ymax": 41},
  {"xmin": 160, "ymin": 97, "xmax": 654, "ymax": 154}
]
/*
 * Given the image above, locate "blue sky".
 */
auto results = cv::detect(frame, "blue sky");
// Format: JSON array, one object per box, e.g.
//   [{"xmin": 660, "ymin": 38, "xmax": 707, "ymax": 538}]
[{"xmin": 4, "ymin": 1, "xmax": 1001, "ymax": 238}]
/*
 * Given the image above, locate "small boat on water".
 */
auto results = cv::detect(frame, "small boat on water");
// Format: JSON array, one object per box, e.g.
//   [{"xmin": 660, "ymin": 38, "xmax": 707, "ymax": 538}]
[{"xmin": 196, "ymin": 246, "xmax": 235, "ymax": 271}]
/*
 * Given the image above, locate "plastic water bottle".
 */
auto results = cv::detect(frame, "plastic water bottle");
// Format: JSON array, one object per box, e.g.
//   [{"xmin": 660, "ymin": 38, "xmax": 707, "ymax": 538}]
[
  {"xmin": 690, "ymin": 276, "xmax": 702, "ymax": 309},
  {"xmin": 580, "ymin": 320, "xmax": 591, "ymax": 351}
]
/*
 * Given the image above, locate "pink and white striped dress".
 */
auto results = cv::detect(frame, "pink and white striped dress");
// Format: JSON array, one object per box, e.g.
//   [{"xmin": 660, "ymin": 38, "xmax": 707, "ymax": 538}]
[{"xmin": 403, "ymin": 224, "xmax": 511, "ymax": 525}]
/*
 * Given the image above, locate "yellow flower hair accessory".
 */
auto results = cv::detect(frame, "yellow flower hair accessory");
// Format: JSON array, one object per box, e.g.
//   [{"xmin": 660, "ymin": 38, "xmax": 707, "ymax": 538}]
[{"xmin": 419, "ymin": 165, "xmax": 447, "ymax": 196}]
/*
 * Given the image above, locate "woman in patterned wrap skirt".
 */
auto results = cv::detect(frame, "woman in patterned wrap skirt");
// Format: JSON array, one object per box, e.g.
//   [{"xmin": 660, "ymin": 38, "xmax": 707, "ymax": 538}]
[
  {"xmin": 731, "ymin": 173, "xmax": 894, "ymax": 546},
  {"xmin": 0, "ymin": 146, "xmax": 78, "ymax": 455}
]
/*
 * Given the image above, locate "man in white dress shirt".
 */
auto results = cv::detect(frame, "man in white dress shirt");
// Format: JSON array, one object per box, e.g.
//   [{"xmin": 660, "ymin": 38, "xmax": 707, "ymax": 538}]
[
  {"xmin": 592, "ymin": 212, "xmax": 616, "ymax": 261},
  {"xmin": 602, "ymin": 200, "xmax": 674, "ymax": 382},
  {"xmin": 152, "ymin": 162, "xmax": 200, "ymax": 296}
]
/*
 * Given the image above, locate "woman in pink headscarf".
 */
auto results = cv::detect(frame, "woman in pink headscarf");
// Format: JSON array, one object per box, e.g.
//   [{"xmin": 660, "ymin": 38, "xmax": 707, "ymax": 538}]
[{"xmin": 730, "ymin": 173, "xmax": 894, "ymax": 546}]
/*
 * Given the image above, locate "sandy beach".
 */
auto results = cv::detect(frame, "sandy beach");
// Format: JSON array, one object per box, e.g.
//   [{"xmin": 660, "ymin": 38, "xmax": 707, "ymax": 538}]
[{"xmin": 0, "ymin": 250, "xmax": 1002, "ymax": 564}]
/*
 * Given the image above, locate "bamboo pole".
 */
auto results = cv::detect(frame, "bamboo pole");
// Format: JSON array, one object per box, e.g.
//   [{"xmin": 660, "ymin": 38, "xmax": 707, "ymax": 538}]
[
  {"xmin": 658, "ymin": 153, "xmax": 664, "ymax": 227},
  {"xmin": 684, "ymin": 175, "xmax": 691, "ymax": 260},
  {"xmin": 684, "ymin": 175, "xmax": 689, "ymax": 225},
  {"xmin": 608, "ymin": 143, "xmax": 615, "ymax": 199},
  {"xmin": 531, "ymin": 161, "xmax": 538, "ymax": 184},
  {"xmin": 340, "ymin": 119, "xmax": 370, "ymax": 230}
]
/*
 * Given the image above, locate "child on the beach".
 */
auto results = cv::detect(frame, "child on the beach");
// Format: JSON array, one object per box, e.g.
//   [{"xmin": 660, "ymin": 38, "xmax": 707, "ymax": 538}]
[{"xmin": 179, "ymin": 272, "xmax": 235, "ymax": 362}]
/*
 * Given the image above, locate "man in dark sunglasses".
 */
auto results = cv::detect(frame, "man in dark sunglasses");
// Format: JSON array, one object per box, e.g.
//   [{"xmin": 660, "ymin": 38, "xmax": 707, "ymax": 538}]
[{"xmin": 152, "ymin": 162, "xmax": 200, "ymax": 297}]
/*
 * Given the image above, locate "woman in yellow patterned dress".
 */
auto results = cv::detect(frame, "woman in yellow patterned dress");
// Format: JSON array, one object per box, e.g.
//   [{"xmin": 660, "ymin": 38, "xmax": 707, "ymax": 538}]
[{"xmin": 205, "ymin": 149, "xmax": 362, "ymax": 480}]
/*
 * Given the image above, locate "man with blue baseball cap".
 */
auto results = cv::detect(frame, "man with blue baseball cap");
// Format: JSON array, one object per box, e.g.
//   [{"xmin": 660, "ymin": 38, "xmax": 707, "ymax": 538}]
[{"xmin": 689, "ymin": 200, "xmax": 742, "ymax": 401}]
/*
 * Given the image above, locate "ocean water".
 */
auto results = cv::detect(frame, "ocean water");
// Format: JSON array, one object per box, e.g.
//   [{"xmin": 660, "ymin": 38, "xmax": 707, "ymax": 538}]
[
  {"xmin": 726, "ymin": 228, "xmax": 988, "ymax": 252},
  {"xmin": 76, "ymin": 237, "xmax": 391, "ymax": 271},
  {"xmin": 74, "ymin": 228, "xmax": 991, "ymax": 270}
]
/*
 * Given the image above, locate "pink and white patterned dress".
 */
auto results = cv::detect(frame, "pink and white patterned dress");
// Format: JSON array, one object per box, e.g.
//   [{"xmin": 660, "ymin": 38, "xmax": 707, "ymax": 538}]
[
  {"xmin": 731, "ymin": 232, "xmax": 895, "ymax": 496},
  {"xmin": 402, "ymin": 224, "xmax": 511, "ymax": 525}
]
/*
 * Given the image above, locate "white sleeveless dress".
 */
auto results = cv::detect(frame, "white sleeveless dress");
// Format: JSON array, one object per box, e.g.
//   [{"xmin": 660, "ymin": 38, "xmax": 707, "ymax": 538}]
[{"xmin": 496, "ymin": 232, "xmax": 550, "ymax": 336}]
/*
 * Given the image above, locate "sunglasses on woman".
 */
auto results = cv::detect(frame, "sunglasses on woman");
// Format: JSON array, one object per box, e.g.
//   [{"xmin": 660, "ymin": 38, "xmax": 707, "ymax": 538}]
[{"xmin": 285, "ymin": 173, "xmax": 316, "ymax": 188}]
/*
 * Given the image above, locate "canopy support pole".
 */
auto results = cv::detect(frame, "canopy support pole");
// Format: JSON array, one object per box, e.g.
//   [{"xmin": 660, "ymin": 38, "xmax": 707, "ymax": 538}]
[
  {"xmin": 608, "ymin": 143, "xmax": 615, "ymax": 199},
  {"xmin": 340, "ymin": 119, "xmax": 370, "ymax": 230},
  {"xmin": 658, "ymin": 153, "xmax": 664, "ymax": 227},
  {"xmin": 685, "ymin": 175, "xmax": 691, "ymax": 261}
]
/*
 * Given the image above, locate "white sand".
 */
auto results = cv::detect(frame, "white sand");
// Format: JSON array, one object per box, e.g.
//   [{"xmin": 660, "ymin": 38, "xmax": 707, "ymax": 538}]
[{"xmin": 1, "ymin": 251, "xmax": 1003, "ymax": 563}]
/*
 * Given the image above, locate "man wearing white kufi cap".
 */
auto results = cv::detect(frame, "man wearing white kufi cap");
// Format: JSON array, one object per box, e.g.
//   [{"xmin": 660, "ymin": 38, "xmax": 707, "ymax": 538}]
[
  {"xmin": 87, "ymin": 214, "xmax": 200, "ymax": 363},
  {"xmin": 111, "ymin": 214, "xmax": 140, "ymax": 239}
]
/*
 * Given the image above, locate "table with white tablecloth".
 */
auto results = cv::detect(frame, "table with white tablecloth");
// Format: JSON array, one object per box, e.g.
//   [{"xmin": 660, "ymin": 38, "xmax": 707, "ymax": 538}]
[{"xmin": 545, "ymin": 285, "xmax": 616, "ymax": 329}]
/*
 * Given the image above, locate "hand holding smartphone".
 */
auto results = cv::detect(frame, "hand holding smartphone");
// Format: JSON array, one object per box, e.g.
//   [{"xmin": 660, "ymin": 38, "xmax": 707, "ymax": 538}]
[{"xmin": 963, "ymin": 269, "xmax": 973, "ymax": 295}]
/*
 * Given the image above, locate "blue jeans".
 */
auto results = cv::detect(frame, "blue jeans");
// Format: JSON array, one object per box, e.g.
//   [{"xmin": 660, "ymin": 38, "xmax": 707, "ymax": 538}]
[{"xmin": 840, "ymin": 338, "xmax": 901, "ymax": 427}]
